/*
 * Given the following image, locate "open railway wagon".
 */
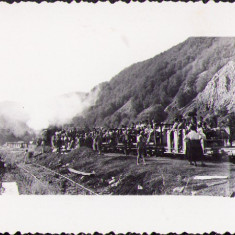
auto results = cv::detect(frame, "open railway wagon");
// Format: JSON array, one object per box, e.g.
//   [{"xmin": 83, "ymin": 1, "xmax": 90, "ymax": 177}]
[
  {"xmin": 203, "ymin": 128, "xmax": 235, "ymax": 160},
  {"xmin": 101, "ymin": 125, "xmax": 166, "ymax": 157},
  {"xmin": 101, "ymin": 129, "xmax": 120, "ymax": 153},
  {"xmin": 102, "ymin": 125, "xmax": 235, "ymax": 159},
  {"xmin": 165, "ymin": 126, "xmax": 235, "ymax": 160}
]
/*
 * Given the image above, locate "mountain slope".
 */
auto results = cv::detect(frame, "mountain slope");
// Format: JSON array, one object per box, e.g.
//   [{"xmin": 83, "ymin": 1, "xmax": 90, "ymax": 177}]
[
  {"xmin": 197, "ymin": 60, "xmax": 235, "ymax": 113},
  {"xmin": 79, "ymin": 37, "xmax": 235, "ymax": 127},
  {"xmin": 182, "ymin": 60, "xmax": 235, "ymax": 122}
]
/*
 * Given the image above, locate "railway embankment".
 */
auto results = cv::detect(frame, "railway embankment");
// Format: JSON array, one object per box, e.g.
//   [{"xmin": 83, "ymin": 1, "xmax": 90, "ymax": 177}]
[
  {"xmin": 0, "ymin": 148, "xmax": 60, "ymax": 194},
  {"xmin": 1, "ymin": 146, "xmax": 235, "ymax": 196}
]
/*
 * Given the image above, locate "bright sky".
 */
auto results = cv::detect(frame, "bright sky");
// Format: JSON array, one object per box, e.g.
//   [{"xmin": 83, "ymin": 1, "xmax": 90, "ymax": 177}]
[{"xmin": 0, "ymin": 2, "xmax": 234, "ymax": 130}]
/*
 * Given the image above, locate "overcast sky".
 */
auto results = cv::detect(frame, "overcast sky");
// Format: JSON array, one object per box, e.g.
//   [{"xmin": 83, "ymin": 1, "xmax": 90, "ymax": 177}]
[
  {"xmin": 0, "ymin": 2, "xmax": 234, "ymax": 104},
  {"xmin": 0, "ymin": 2, "xmax": 235, "ymax": 129}
]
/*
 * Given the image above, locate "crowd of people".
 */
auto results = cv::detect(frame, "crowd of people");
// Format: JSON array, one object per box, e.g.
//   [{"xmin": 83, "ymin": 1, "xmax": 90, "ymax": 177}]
[{"xmin": 37, "ymin": 114, "xmax": 234, "ymax": 166}]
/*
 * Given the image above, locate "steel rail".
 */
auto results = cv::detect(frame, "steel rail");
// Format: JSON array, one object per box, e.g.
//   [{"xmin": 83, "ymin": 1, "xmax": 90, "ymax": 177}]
[
  {"xmin": 17, "ymin": 164, "xmax": 46, "ymax": 186},
  {"xmin": 31, "ymin": 163, "xmax": 98, "ymax": 195}
]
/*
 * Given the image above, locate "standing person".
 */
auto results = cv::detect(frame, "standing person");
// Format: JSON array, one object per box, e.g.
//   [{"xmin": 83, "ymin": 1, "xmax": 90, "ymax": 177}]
[
  {"xmin": 92, "ymin": 131, "xmax": 97, "ymax": 151},
  {"xmin": 136, "ymin": 131, "xmax": 146, "ymax": 165},
  {"xmin": 24, "ymin": 149, "xmax": 32, "ymax": 164},
  {"xmin": 51, "ymin": 134, "xmax": 56, "ymax": 151},
  {"xmin": 41, "ymin": 139, "xmax": 46, "ymax": 154},
  {"xmin": 177, "ymin": 118, "xmax": 186, "ymax": 151},
  {"xmin": 55, "ymin": 132, "xmax": 62, "ymax": 153},
  {"xmin": 96, "ymin": 131, "xmax": 103, "ymax": 155},
  {"xmin": 197, "ymin": 116, "xmax": 203, "ymax": 128},
  {"xmin": 197, "ymin": 124, "xmax": 206, "ymax": 154},
  {"xmin": 226, "ymin": 116, "xmax": 234, "ymax": 147},
  {"xmin": 84, "ymin": 133, "xmax": 92, "ymax": 148},
  {"xmin": 124, "ymin": 130, "xmax": 131, "ymax": 157},
  {"xmin": 169, "ymin": 118, "xmax": 179, "ymax": 150},
  {"xmin": 93, "ymin": 131, "xmax": 102, "ymax": 155},
  {"xmin": 184, "ymin": 125, "xmax": 206, "ymax": 166},
  {"xmin": 0, "ymin": 156, "xmax": 5, "ymax": 177}
]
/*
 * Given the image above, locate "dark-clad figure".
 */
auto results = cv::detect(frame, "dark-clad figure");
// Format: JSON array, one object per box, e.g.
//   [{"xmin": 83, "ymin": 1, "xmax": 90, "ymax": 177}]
[
  {"xmin": 93, "ymin": 131, "xmax": 103, "ymax": 155},
  {"xmin": 124, "ymin": 130, "xmax": 131, "ymax": 156},
  {"xmin": 184, "ymin": 125, "xmax": 206, "ymax": 166},
  {"xmin": 84, "ymin": 133, "xmax": 93, "ymax": 148},
  {"xmin": 97, "ymin": 132, "xmax": 103, "ymax": 155},
  {"xmin": 0, "ymin": 156, "xmax": 5, "ymax": 176},
  {"xmin": 55, "ymin": 133, "xmax": 62, "ymax": 153},
  {"xmin": 24, "ymin": 149, "xmax": 33, "ymax": 164}
]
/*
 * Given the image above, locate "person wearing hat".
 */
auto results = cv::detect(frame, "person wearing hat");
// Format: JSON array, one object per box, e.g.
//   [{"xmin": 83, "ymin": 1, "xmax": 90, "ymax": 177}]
[{"xmin": 136, "ymin": 131, "xmax": 146, "ymax": 165}]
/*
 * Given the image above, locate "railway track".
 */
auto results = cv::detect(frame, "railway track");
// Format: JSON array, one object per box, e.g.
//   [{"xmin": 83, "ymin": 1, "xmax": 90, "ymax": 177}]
[{"xmin": 17, "ymin": 163, "xmax": 98, "ymax": 195}]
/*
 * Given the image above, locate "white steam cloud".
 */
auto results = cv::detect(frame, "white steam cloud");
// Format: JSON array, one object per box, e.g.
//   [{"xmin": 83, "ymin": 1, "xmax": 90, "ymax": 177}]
[
  {"xmin": 0, "ymin": 87, "xmax": 100, "ymax": 138},
  {"xmin": 0, "ymin": 101, "xmax": 30, "ymax": 137},
  {"xmin": 25, "ymin": 88, "xmax": 100, "ymax": 131}
]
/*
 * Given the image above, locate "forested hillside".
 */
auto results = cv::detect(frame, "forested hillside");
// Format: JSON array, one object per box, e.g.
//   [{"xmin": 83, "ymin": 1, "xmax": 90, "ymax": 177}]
[{"xmin": 73, "ymin": 37, "xmax": 235, "ymax": 128}]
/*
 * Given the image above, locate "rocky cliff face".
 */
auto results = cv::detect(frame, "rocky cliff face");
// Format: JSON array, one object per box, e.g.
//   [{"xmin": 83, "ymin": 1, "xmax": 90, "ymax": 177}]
[{"xmin": 192, "ymin": 61, "xmax": 235, "ymax": 117}]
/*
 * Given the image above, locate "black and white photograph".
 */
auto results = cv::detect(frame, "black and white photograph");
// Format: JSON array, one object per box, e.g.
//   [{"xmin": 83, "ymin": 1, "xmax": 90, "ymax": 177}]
[{"xmin": 0, "ymin": 1, "xmax": 235, "ymax": 234}]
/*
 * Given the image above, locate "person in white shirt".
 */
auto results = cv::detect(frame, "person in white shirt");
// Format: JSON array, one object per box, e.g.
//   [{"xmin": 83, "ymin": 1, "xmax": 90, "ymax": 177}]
[{"xmin": 184, "ymin": 125, "xmax": 206, "ymax": 166}]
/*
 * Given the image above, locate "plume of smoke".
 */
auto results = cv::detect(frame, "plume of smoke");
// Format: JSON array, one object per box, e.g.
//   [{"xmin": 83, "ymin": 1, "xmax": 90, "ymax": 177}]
[
  {"xmin": 25, "ymin": 87, "xmax": 100, "ymax": 131},
  {"xmin": 0, "ymin": 101, "xmax": 31, "ymax": 137},
  {"xmin": 0, "ymin": 86, "xmax": 100, "ymax": 139}
]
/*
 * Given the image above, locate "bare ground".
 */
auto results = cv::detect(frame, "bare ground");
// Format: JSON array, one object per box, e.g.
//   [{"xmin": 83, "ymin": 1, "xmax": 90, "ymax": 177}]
[{"xmin": 1, "ymin": 146, "xmax": 235, "ymax": 196}]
